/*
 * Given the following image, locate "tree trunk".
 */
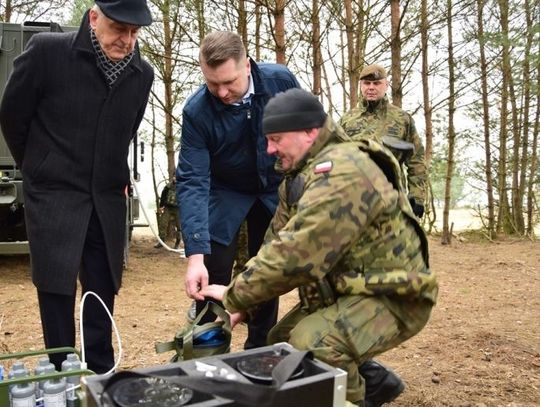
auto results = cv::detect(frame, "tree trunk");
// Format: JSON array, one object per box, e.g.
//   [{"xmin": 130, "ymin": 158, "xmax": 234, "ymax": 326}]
[
  {"xmin": 496, "ymin": 0, "xmax": 512, "ymax": 234},
  {"xmin": 390, "ymin": 0, "xmax": 402, "ymax": 107},
  {"xmin": 519, "ymin": 0, "xmax": 532, "ymax": 235},
  {"xmin": 273, "ymin": 0, "xmax": 286, "ymax": 64},
  {"xmin": 344, "ymin": 0, "xmax": 357, "ymax": 108},
  {"xmin": 526, "ymin": 58, "xmax": 539, "ymax": 236},
  {"xmin": 311, "ymin": 0, "xmax": 322, "ymax": 96},
  {"xmin": 476, "ymin": 0, "xmax": 496, "ymax": 239},
  {"xmin": 340, "ymin": 28, "xmax": 347, "ymax": 111},
  {"xmin": 254, "ymin": 0, "xmax": 262, "ymax": 61},
  {"xmin": 150, "ymin": 99, "xmax": 159, "ymax": 210},
  {"xmin": 4, "ymin": 0, "xmax": 13, "ymax": 21},
  {"xmin": 441, "ymin": 0, "xmax": 456, "ymax": 245},
  {"xmin": 420, "ymin": 0, "xmax": 433, "ymax": 222},
  {"xmin": 196, "ymin": 0, "xmax": 205, "ymax": 41},
  {"xmin": 508, "ymin": 72, "xmax": 524, "ymax": 233},
  {"xmin": 343, "ymin": 0, "xmax": 365, "ymax": 109},
  {"xmin": 420, "ymin": 0, "xmax": 433, "ymax": 165},
  {"xmin": 238, "ymin": 0, "xmax": 247, "ymax": 47},
  {"xmin": 161, "ymin": 0, "xmax": 176, "ymax": 182}
]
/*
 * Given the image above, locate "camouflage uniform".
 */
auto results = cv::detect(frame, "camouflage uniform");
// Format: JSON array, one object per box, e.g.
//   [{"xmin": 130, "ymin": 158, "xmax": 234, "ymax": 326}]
[
  {"xmin": 157, "ymin": 182, "xmax": 181, "ymax": 246},
  {"xmin": 223, "ymin": 118, "xmax": 438, "ymax": 404},
  {"xmin": 340, "ymin": 96, "xmax": 427, "ymax": 206}
]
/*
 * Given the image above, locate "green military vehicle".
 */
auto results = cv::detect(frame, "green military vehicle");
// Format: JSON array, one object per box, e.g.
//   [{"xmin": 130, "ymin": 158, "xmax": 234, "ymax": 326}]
[{"xmin": 0, "ymin": 21, "xmax": 143, "ymax": 259}]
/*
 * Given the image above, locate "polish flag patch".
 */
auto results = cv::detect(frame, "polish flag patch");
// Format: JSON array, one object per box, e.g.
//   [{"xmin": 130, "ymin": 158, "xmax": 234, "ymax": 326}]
[{"xmin": 314, "ymin": 160, "xmax": 333, "ymax": 174}]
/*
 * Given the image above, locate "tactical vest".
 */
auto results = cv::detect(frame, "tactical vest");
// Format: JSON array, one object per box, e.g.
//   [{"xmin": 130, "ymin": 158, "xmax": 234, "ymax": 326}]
[
  {"xmin": 295, "ymin": 138, "xmax": 437, "ymax": 312},
  {"xmin": 356, "ymin": 138, "xmax": 429, "ymax": 262}
]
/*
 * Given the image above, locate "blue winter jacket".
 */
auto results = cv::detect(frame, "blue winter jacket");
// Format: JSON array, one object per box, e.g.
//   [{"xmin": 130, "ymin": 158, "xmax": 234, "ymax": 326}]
[{"xmin": 177, "ymin": 59, "xmax": 300, "ymax": 256}]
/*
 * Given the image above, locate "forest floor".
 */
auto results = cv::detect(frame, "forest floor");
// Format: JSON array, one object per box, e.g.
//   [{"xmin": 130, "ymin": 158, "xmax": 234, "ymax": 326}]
[{"xmin": 0, "ymin": 233, "xmax": 539, "ymax": 406}]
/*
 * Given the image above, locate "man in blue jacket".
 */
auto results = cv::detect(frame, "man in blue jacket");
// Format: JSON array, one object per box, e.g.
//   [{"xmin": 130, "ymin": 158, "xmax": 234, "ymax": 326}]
[{"xmin": 177, "ymin": 31, "xmax": 300, "ymax": 349}]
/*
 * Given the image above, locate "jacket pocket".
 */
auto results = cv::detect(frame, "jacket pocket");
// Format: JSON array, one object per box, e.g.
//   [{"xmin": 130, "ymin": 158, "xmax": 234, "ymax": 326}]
[
  {"xmin": 364, "ymin": 269, "xmax": 410, "ymax": 295},
  {"xmin": 24, "ymin": 150, "xmax": 51, "ymax": 183}
]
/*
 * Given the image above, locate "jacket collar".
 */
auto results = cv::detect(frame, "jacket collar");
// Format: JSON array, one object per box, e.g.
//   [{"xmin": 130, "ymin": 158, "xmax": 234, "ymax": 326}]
[
  {"xmin": 205, "ymin": 58, "xmax": 268, "ymax": 112},
  {"xmin": 360, "ymin": 95, "xmax": 389, "ymax": 115},
  {"xmin": 71, "ymin": 9, "xmax": 143, "ymax": 72}
]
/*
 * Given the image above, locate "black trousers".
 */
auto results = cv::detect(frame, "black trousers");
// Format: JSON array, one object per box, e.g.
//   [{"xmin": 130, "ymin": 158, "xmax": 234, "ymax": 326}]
[
  {"xmin": 196, "ymin": 200, "xmax": 279, "ymax": 349},
  {"xmin": 38, "ymin": 210, "xmax": 115, "ymax": 374}
]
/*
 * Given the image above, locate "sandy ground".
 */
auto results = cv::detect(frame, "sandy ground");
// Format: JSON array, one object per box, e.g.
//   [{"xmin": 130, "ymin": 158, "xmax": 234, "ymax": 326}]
[{"xmin": 0, "ymin": 234, "xmax": 539, "ymax": 406}]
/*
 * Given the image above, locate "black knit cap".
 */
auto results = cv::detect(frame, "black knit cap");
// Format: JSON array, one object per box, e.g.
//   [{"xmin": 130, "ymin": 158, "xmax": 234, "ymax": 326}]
[
  {"xmin": 95, "ymin": 0, "xmax": 152, "ymax": 26},
  {"xmin": 263, "ymin": 88, "xmax": 327, "ymax": 134}
]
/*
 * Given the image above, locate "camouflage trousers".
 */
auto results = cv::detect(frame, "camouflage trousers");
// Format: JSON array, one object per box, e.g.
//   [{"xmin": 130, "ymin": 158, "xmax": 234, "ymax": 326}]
[
  {"xmin": 267, "ymin": 294, "xmax": 433, "ymax": 404},
  {"xmin": 158, "ymin": 207, "xmax": 181, "ymax": 243}
]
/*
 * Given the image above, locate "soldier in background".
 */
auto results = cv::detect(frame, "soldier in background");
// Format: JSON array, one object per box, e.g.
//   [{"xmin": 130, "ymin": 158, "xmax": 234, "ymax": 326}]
[
  {"xmin": 155, "ymin": 179, "xmax": 182, "ymax": 249},
  {"xmin": 200, "ymin": 89, "xmax": 438, "ymax": 406},
  {"xmin": 340, "ymin": 64, "xmax": 427, "ymax": 218}
]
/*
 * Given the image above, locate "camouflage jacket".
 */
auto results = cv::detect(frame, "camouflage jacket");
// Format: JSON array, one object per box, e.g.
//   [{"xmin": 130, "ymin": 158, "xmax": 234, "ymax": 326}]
[
  {"xmin": 340, "ymin": 97, "xmax": 427, "ymax": 205},
  {"xmin": 223, "ymin": 118, "xmax": 437, "ymax": 314}
]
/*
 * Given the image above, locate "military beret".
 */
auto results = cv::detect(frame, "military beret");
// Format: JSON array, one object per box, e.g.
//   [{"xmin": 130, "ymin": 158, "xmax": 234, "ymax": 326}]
[
  {"xmin": 263, "ymin": 88, "xmax": 327, "ymax": 134},
  {"xmin": 359, "ymin": 64, "xmax": 387, "ymax": 81},
  {"xmin": 95, "ymin": 0, "xmax": 152, "ymax": 26}
]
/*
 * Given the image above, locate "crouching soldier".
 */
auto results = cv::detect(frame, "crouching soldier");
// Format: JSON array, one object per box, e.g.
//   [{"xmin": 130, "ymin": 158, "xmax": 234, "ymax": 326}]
[{"xmin": 199, "ymin": 88, "xmax": 438, "ymax": 406}]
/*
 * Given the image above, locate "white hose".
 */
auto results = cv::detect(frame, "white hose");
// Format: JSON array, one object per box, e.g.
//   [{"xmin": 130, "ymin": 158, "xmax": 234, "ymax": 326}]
[{"xmin": 79, "ymin": 291, "xmax": 123, "ymax": 376}]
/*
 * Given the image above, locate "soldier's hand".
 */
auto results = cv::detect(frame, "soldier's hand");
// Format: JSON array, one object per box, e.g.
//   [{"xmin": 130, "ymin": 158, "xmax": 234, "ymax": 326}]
[
  {"xmin": 228, "ymin": 311, "xmax": 246, "ymax": 329},
  {"xmin": 185, "ymin": 254, "xmax": 208, "ymax": 300},
  {"xmin": 198, "ymin": 284, "xmax": 227, "ymax": 301}
]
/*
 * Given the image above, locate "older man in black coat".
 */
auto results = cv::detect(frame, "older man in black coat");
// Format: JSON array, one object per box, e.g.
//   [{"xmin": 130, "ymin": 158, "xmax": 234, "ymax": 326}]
[{"xmin": 0, "ymin": 0, "xmax": 154, "ymax": 373}]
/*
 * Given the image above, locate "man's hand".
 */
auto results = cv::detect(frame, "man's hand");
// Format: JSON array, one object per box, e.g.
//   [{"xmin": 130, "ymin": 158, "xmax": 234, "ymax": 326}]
[
  {"xmin": 199, "ymin": 284, "xmax": 247, "ymax": 329},
  {"xmin": 198, "ymin": 284, "xmax": 227, "ymax": 301},
  {"xmin": 185, "ymin": 254, "xmax": 208, "ymax": 300}
]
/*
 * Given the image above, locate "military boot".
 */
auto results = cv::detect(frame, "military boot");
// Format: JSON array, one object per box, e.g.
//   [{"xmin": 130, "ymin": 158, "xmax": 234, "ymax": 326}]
[{"xmin": 360, "ymin": 360, "xmax": 405, "ymax": 407}]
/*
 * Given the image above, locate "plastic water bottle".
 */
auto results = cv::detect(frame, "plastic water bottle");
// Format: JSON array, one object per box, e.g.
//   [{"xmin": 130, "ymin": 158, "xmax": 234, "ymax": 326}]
[
  {"xmin": 10, "ymin": 381, "xmax": 35, "ymax": 407},
  {"xmin": 42, "ymin": 376, "xmax": 66, "ymax": 407},
  {"xmin": 0, "ymin": 363, "xmax": 4, "ymax": 380},
  {"xmin": 34, "ymin": 357, "xmax": 56, "ymax": 407},
  {"xmin": 9, "ymin": 362, "xmax": 35, "ymax": 407},
  {"xmin": 61, "ymin": 354, "xmax": 81, "ymax": 407},
  {"xmin": 8, "ymin": 361, "xmax": 29, "ymax": 405},
  {"xmin": 8, "ymin": 361, "xmax": 28, "ymax": 380}
]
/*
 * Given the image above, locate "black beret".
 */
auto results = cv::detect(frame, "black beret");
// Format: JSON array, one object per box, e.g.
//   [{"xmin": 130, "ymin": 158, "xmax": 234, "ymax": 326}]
[
  {"xmin": 263, "ymin": 88, "xmax": 327, "ymax": 134},
  {"xmin": 95, "ymin": 0, "xmax": 152, "ymax": 26}
]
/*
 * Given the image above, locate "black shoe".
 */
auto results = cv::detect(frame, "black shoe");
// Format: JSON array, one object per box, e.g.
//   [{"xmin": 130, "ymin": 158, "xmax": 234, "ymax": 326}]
[{"xmin": 360, "ymin": 360, "xmax": 405, "ymax": 407}]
